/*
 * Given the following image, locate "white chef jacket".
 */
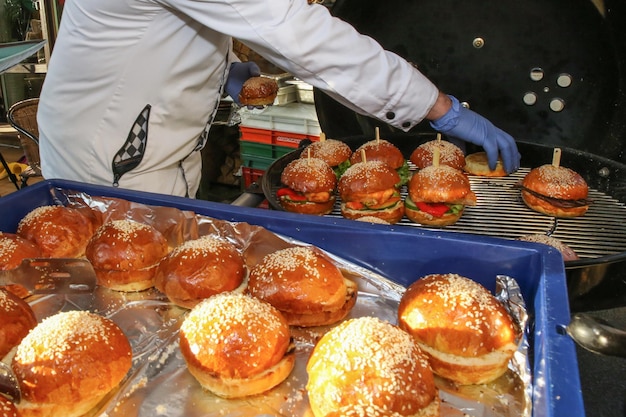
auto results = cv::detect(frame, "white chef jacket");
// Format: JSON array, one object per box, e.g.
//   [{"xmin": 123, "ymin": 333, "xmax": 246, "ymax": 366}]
[{"xmin": 38, "ymin": 0, "xmax": 439, "ymax": 197}]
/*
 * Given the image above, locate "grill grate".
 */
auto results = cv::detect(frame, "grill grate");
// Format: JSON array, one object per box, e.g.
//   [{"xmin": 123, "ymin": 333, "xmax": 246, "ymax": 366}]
[{"xmin": 272, "ymin": 166, "xmax": 626, "ymax": 261}]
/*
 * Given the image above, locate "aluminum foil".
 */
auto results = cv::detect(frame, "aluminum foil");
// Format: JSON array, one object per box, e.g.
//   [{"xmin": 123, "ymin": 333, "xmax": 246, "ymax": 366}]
[{"xmin": 19, "ymin": 189, "xmax": 532, "ymax": 417}]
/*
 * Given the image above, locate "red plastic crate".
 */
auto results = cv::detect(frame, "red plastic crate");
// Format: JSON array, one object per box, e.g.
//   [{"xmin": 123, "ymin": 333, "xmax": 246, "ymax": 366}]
[
  {"xmin": 240, "ymin": 126, "xmax": 319, "ymax": 148},
  {"xmin": 241, "ymin": 166, "xmax": 265, "ymax": 188}
]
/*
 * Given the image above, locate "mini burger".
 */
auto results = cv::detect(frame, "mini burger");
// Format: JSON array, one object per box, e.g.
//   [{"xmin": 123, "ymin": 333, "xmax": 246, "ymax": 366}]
[
  {"xmin": 410, "ymin": 139, "xmax": 466, "ymax": 171},
  {"xmin": 277, "ymin": 157, "xmax": 337, "ymax": 215},
  {"xmin": 405, "ymin": 164, "xmax": 476, "ymax": 227},
  {"xmin": 519, "ymin": 164, "xmax": 590, "ymax": 217},
  {"xmin": 337, "ymin": 160, "xmax": 404, "ymax": 224},
  {"xmin": 349, "ymin": 139, "xmax": 410, "ymax": 185},
  {"xmin": 301, "ymin": 137, "xmax": 352, "ymax": 178}
]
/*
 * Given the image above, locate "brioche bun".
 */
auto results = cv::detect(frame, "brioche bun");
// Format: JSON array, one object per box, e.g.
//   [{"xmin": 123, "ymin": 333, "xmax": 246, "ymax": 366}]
[
  {"xmin": 349, "ymin": 139, "xmax": 405, "ymax": 170},
  {"xmin": 518, "ymin": 234, "xmax": 579, "ymax": 262},
  {"xmin": 0, "ymin": 396, "xmax": 18, "ymax": 417},
  {"xmin": 247, "ymin": 246, "xmax": 357, "ymax": 327},
  {"xmin": 410, "ymin": 139, "xmax": 466, "ymax": 170},
  {"xmin": 86, "ymin": 219, "xmax": 169, "ymax": 292},
  {"xmin": 17, "ymin": 205, "xmax": 95, "ymax": 258},
  {"xmin": 520, "ymin": 164, "xmax": 589, "ymax": 217},
  {"xmin": 301, "ymin": 139, "xmax": 352, "ymax": 169},
  {"xmin": 405, "ymin": 164, "xmax": 476, "ymax": 227},
  {"xmin": 338, "ymin": 160, "xmax": 404, "ymax": 224},
  {"xmin": 464, "ymin": 151, "xmax": 508, "ymax": 177},
  {"xmin": 154, "ymin": 235, "xmax": 246, "ymax": 308},
  {"xmin": 0, "ymin": 288, "xmax": 37, "ymax": 359},
  {"xmin": 398, "ymin": 274, "xmax": 519, "ymax": 385},
  {"xmin": 0, "ymin": 232, "xmax": 42, "ymax": 297},
  {"xmin": 278, "ymin": 157, "xmax": 337, "ymax": 215},
  {"xmin": 179, "ymin": 293, "xmax": 295, "ymax": 398},
  {"xmin": 306, "ymin": 316, "xmax": 439, "ymax": 417},
  {"xmin": 12, "ymin": 311, "xmax": 132, "ymax": 417},
  {"xmin": 238, "ymin": 76, "xmax": 278, "ymax": 106}
]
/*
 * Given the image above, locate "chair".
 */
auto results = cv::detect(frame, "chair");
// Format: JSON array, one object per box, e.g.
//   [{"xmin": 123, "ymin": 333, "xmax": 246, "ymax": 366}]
[{"xmin": 7, "ymin": 98, "xmax": 41, "ymax": 187}]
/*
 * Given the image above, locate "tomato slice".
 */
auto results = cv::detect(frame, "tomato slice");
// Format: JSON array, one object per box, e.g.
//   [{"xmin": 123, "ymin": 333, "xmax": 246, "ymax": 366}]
[
  {"xmin": 277, "ymin": 187, "xmax": 308, "ymax": 202},
  {"xmin": 346, "ymin": 201, "xmax": 365, "ymax": 210},
  {"xmin": 415, "ymin": 201, "xmax": 450, "ymax": 217},
  {"xmin": 365, "ymin": 195, "xmax": 401, "ymax": 210}
]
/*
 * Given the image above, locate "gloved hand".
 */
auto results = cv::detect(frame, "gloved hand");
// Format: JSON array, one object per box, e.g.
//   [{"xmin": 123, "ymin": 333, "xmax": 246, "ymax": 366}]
[
  {"xmin": 430, "ymin": 95, "xmax": 521, "ymax": 173},
  {"xmin": 225, "ymin": 61, "xmax": 261, "ymax": 106}
]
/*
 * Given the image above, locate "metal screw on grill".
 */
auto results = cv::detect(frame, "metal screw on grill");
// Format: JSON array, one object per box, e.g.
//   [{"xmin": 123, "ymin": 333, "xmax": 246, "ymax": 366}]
[{"xmin": 472, "ymin": 37, "xmax": 485, "ymax": 48}]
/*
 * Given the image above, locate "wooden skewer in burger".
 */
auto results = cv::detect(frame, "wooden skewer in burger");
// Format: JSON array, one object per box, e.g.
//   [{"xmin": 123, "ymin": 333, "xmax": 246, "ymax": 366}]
[
  {"xmin": 300, "ymin": 132, "xmax": 352, "ymax": 179},
  {"xmin": 349, "ymin": 127, "xmax": 410, "ymax": 185},
  {"xmin": 405, "ymin": 134, "xmax": 477, "ymax": 227},
  {"xmin": 519, "ymin": 148, "xmax": 590, "ymax": 217}
]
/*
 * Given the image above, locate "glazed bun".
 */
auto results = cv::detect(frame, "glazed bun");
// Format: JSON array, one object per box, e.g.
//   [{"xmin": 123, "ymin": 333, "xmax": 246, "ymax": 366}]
[
  {"xmin": 0, "ymin": 232, "xmax": 41, "ymax": 297},
  {"xmin": 306, "ymin": 317, "xmax": 439, "ymax": 417},
  {"xmin": 464, "ymin": 151, "xmax": 508, "ymax": 177},
  {"xmin": 0, "ymin": 288, "xmax": 37, "ymax": 359},
  {"xmin": 247, "ymin": 246, "xmax": 357, "ymax": 327},
  {"xmin": 85, "ymin": 219, "xmax": 169, "ymax": 292},
  {"xmin": 12, "ymin": 311, "xmax": 132, "ymax": 417},
  {"xmin": 17, "ymin": 205, "xmax": 95, "ymax": 258},
  {"xmin": 338, "ymin": 160, "xmax": 404, "ymax": 224},
  {"xmin": 0, "ymin": 396, "xmax": 18, "ymax": 417},
  {"xmin": 278, "ymin": 157, "xmax": 337, "ymax": 215},
  {"xmin": 520, "ymin": 164, "xmax": 589, "ymax": 217},
  {"xmin": 349, "ymin": 139, "xmax": 405, "ymax": 170},
  {"xmin": 405, "ymin": 164, "xmax": 476, "ymax": 227},
  {"xmin": 154, "ymin": 235, "xmax": 246, "ymax": 308},
  {"xmin": 518, "ymin": 234, "xmax": 579, "ymax": 262},
  {"xmin": 238, "ymin": 76, "xmax": 279, "ymax": 106},
  {"xmin": 398, "ymin": 274, "xmax": 519, "ymax": 385},
  {"xmin": 410, "ymin": 139, "xmax": 465, "ymax": 170},
  {"xmin": 179, "ymin": 293, "xmax": 295, "ymax": 398},
  {"xmin": 301, "ymin": 139, "xmax": 352, "ymax": 169}
]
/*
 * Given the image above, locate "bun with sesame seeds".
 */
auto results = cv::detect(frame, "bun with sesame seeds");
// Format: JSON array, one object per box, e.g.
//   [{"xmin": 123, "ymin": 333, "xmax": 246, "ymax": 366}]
[
  {"xmin": 0, "ymin": 288, "xmax": 37, "ymax": 359},
  {"xmin": 410, "ymin": 139, "xmax": 466, "ymax": 171},
  {"xmin": 306, "ymin": 316, "xmax": 440, "ymax": 417},
  {"xmin": 0, "ymin": 232, "xmax": 42, "ymax": 297},
  {"xmin": 239, "ymin": 76, "xmax": 279, "ymax": 106},
  {"xmin": 179, "ymin": 293, "xmax": 295, "ymax": 398},
  {"xmin": 16, "ymin": 205, "xmax": 96, "ymax": 258},
  {"xmin": 520, "ymin": 164, "xmax": 590, "ymax": 217},
  {"xmin": 278, "ymin": 157, "xmax": 337, "ymax": 215},
  {"xmin": 300, "ymin": 139, "xmax": 352, "ymax": 178},
  {"xmin": 85, "ymin": 219, "xmax": 169, "ymax": 292},
  {"xmin": 154, "ymin": 235, "xmax": 247, "ymax": 308},
  {"xmin": 247, "ymin": 246, "xmax": 357, "ymax": 327},
  {"xmin": 11, "ymin": 310, "xmax": 132, "ymax": 417},
  {"xmin": 398, "ymin": 274, "xmax": 520, "ymax": 385},
  {"xmin": 0, "ymin": 395, "xmax": 19, "ymax": 417}
]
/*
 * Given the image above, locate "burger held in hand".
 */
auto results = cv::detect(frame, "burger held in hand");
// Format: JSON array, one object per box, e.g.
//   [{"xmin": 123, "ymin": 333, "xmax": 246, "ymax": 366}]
[
  {"xmin": 306, "ymin": 316, "xmax": 440, "ymax": 417},
  {"xmin": 405, "ymin": 164, "xmax": 476, "ymax": 227},
  {"xmin": 277, "ymin": 157, "xmax": 337, "ymax": 215},
  {"xmin": 179, "ymin": 292, "xmax": 295, "ymax": 398},
  {"xmin": 398, "ymin": 274, "xmax": 520, "ymax": 385},
  {"xmin": 519, "ymin": 162, "xmax": 590, "ymax": 218},
  {"xmin": 238, "ymin": 76, "xmax": 278, "ymax": 106},
  {"xmin": 338, "ymin": 160, "xmax": 405, "ymax": 224},
  {"xmin": 247, "ymin": 246, "xmax": 357, "ymax": 327}
]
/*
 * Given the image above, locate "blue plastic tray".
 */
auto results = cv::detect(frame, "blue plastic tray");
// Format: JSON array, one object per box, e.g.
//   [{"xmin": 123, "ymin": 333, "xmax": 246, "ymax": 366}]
[{"xmin": 0, "ymin": 179, "xmax": 584, "ymax": 417}]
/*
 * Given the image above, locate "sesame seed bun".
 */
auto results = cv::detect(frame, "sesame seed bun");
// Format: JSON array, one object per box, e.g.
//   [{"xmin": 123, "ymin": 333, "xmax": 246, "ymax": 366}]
[
  {"xmin": 464, "ymin": 151, "xmax": 508, "ymax": 177},
  {"xmin": 517, "ymin": 234, "xmax": 579, "ymax": 262},
  {"xmin": 0, "ymin": 395, "xmax": 19, "ymax": 417},
  {"xmin": 179, "ymin": 293, "xmax": 295, "ymax": 398},
  {"xmin": 398, "ymin": 274, "xmax": 519, "ymax": 385},
  {"xmin": 301, "ymin": 139, "xmax": 352, "ymax": 168},
  {"xmin": 238, "ymin": 76, "xmax": 278, "ymax": 106},
  {"xmin": 279, "ymin": 157, "xmax": 337, "ymax": 216},
  {"xmin": 154, "ymin": 235, "xmax": 247, "ymax": 309},
  {"xmin": 85, "ymin": 219, "xmax": 169, "ymax": 292},
  {"xmin": 12, "ymin": 311, "xmax": 132, "ymax": 417},
  {"xmin": 0, "ymin": 232, "xmax": 42, "ymax": 298},
  {"xmin": 247, "ymin": 246, "xmax": 357, "ymax": 327},
  {"xmin": 17, "ymin": 205, "xmax": 96, "ymax": 258},
  {"xmin": 306, "ymin": 317, "xmax": 440, "ymax": 417},
  {"xmin": 410, "ymin": 139, "xmax": 466, "ymax": 171},
  {"xmin": 349, "ymin": 139, "xmax": 405, "ymax": 170},
  {"xmin": 0, "ymin": 288, "xmax": 37, "ymax": 359},
  {"xmin": 520, "ymin": 164, "xmax": 589, "ymax": 217}
]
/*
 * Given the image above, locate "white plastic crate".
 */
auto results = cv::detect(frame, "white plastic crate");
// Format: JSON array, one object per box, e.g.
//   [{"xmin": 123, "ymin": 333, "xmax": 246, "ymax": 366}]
[{"xmin": 239, "ymin": 102, "xmax": 321, "ymax": 136}]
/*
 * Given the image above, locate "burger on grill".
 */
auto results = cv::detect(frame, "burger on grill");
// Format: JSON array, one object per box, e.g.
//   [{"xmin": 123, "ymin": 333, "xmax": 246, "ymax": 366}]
[
  {"xmin": 277, "ymin": 157, "xmax": 337, "ymax": 215},
  {"xmin": 338, "ymin": 160, "xmax": 404, "ymax": 224},
  {"xmin": 519, "ymin": 164, "xmax": 590, "ymax": 218},
  {"xmin": 405, "ymin": 164, "xmax": 476, "ymax": 227},
  {"xmin": 300, "ymin": 137, "xmax": 352, "ymax": 178},
  {"xmin": 349, "ymin": 139, "xmax": 410, "ymax": 185},
  {"xmin": 410, "ymin": 139, "xmax": 465, "ymax": 171}
]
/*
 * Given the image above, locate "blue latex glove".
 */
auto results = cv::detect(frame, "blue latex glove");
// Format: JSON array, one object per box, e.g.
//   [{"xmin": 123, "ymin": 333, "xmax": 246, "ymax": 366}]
[
  {"xmin": 225, "ymin": 61, "xmax": 261, "ymax": 106},
  {"xmin": 430, "ymin": 95, "xmax": 521, "ymax": 173}
]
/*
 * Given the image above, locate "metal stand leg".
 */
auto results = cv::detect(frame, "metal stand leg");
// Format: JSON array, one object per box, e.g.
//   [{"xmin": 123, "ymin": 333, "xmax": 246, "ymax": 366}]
[{"xmin": 0, "ymin": 150, "xmax": 20, "ymax": 191}]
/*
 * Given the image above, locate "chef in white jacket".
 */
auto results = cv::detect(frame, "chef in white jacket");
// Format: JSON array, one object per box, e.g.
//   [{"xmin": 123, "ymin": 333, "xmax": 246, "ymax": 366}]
[{"xmin": 37, "ymin": 0, "xmax": 520, "ymax": 197}]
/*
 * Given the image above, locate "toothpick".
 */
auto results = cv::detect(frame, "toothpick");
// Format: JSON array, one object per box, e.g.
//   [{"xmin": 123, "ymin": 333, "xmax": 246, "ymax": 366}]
[
  {"xmin": 307, "ymin": 147, "xmax": 311, "ymax": 165},
  {"xmin": 360, "ymin": 148, "xmax": 367, "ymax": 163},
  {"xmin": 433, "ymin": 146, "xmax": 440, "ymax": 168},
  {"xmin": 436, "ymin": 132, "xmax": 442, "ymax": 143},
  {"xmin": 375, "ymin": 127, "xmax": 380, "ymax": 144},
  {"xmin": 319, "ymin": 132, "xmax": 326, "ymax": 142},
  {"xmin": 552, "ymin": 148, "xmax": 562, "ymax": 167}
]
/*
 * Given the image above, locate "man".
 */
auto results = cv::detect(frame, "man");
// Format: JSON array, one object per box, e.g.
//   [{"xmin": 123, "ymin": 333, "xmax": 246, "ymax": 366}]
[{"xmin": 38, "ymin": 0, "xmax": 520, "ymax": 197}]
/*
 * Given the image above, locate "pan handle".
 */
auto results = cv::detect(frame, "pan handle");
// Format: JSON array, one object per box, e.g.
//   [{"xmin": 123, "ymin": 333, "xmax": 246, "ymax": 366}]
[
  {"xmin": 230, "ymin": 182, "xmax": 266, "ymax": 207},
  {"xmin": 565, "ymin": 313, "xmax": 626, "ymax": 358}
]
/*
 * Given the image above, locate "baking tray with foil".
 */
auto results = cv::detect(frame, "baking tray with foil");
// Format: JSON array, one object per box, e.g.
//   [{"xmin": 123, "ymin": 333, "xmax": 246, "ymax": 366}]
[{"xmin": 0, "ymin": 180, "xmax": 584, "ymax": 417}]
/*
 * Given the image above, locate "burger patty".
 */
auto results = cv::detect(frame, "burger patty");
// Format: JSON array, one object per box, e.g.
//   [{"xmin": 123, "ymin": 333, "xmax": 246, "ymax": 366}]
[{"xmin": 517, "ymin": 185, "xmax": 591, "ymax": 208}]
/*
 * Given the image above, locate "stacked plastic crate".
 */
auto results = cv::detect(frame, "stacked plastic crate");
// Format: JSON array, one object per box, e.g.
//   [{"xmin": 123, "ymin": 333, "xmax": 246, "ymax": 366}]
[{"xmin": 238, "ymin": 101, "xmax": 321, "ymax": 189}]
